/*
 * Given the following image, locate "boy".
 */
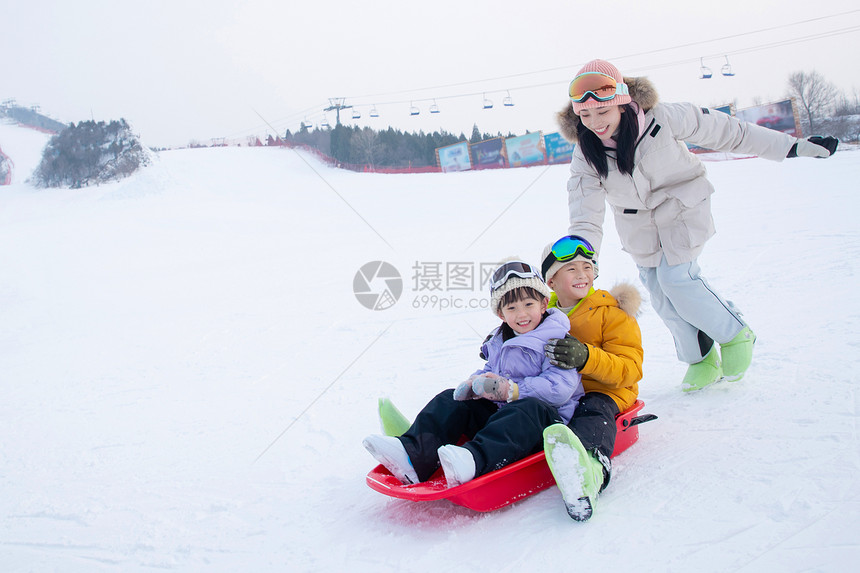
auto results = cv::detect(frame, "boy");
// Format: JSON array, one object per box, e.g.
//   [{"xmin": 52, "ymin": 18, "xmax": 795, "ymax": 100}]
[
  {"xmin": 363, "ymin": 260, "xmax": 583, "ymax": 488},
  {"xmin": 540, "ymin": 235, "xmax": 644, "ymax": 521}
]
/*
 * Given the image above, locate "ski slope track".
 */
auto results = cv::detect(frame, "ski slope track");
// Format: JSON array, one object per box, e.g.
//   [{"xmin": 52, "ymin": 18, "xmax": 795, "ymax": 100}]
[{"xmin": 1, "ymin": 122, "xmax": 858, "ymax": 571}]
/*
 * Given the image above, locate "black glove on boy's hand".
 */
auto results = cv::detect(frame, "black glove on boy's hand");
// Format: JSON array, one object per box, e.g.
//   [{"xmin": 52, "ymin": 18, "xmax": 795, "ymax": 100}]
[{"xmin": 545, "ymin": 335, "xmax": 589, "ymax": 370}]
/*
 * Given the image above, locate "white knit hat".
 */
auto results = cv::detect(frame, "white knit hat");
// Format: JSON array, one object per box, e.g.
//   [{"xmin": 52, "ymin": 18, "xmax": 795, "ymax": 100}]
[{"xmin": 490, "ymin": 263, "xmax": 552, "ymax": 314}]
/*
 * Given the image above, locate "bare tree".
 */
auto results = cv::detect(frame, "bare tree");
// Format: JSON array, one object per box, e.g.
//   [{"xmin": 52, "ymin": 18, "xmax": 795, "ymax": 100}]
[
  {"xmin": 833, "ymin": 88, "xmax": 860, "ymax": 117},
  {"xmin": 352, "ymin": 127, "xmax": 380, "ymax": 169},
  {"xmin": 787, "ymin": 70, "xmax": 838, "ymax": 135}
]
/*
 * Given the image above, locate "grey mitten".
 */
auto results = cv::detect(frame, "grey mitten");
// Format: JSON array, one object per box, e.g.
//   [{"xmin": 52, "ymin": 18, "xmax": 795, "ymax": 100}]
[
  {"xmin": 453, "ymin": 378, "xmax": 478, "ymax": 400},
  {"xmin": 471, "ymin": 374, "xmax": 517, "ymax": 402},
  {"xmin": 545, "ymin": 335, "xmax": 589, "ymax": 370}
]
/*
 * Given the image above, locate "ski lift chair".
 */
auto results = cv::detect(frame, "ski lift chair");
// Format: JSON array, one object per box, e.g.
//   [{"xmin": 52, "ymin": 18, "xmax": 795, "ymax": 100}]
[
  {"xmin": 320, "ymin": 115, "xmax": 330, "ymax": 128},
  {"xmin": 301, "ymin": 120, "xmax": 313, "ymax": 130},
  {"xmin": 352, "ymin": 108, "xmax": 361, "ymax": 119},
  {"xmin": 699, "ymin": 58, "xmax": 713, "ymax": 79},
  {"xmin": 370, "ymin": 105, "xmax": 379, "ymax": 118},
  {"xmin": 430, "ymin": 100, "xmax": 440, "ymax": 114},
  {"xmin": 503, "ymin": 91, "xmax": 514, "ymax": 107},
  {"xmin": 409, "ymin": 102, "xmax": 420, "ymax": 116},
  {"xmin": 482, "ymin": 94, "xmax": 493, "ymax": 109},
  {"xmin": 721, "ymin": 56, "xmax": 735, "ymax": 77}
]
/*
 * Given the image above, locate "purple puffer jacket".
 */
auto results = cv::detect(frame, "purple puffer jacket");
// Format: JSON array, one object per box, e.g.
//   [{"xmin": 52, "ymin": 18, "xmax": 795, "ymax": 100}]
[{"xmin": 474, "ymin": 308, "xmax": 583, "ymax": 424}]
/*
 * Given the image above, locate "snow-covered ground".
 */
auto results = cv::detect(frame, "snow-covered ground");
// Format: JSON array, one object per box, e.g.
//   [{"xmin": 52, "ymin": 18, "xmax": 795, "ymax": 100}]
[{"xmin": 1, "ymin": 122, "xmax": 858, "ymax": 572}]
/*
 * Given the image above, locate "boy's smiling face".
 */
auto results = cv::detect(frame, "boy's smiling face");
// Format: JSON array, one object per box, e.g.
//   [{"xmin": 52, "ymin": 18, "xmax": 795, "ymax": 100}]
[{"xmin": 548, "ymin": 260, "xmax": 595, "ymax": 307}]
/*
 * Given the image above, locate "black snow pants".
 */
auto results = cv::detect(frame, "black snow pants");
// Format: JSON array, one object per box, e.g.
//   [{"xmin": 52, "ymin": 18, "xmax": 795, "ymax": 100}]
[
  {"xmin": 568, "ymin": 392, "xmax": 619, "ymax": 459},
  {"xmin": 398, "ymin": 388, "xmax": 563, "ymax": 482}
]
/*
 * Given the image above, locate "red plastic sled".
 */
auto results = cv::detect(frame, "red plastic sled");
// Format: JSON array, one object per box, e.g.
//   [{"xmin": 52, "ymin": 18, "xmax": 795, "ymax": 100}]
[{"xmin": 366, "ymin": 399, "xmax": 655, "ymax": 512}]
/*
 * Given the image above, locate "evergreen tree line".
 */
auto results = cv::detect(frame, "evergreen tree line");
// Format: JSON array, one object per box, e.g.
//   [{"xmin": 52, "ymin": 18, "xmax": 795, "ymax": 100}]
[
  {"xmin": 34, "ymin": 119, "xmax": 150, "ymax": 188},
  {"xmin": 283, "ymin": 124, "xmax": 515, "ymax": 168}
]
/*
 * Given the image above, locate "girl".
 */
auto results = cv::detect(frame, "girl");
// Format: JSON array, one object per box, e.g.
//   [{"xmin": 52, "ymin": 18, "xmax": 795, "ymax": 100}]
[
  {"xmin": 557, "ymin": 59, "xmax": 837, "ymax": 391},
  {"xmin": 363, "ymin": 261, "xmax": 583, "ymax": 487}
]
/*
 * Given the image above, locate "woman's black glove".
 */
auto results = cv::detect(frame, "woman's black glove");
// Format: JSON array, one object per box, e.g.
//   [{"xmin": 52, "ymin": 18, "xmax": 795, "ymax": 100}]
[
  {"xmin": 545, "ymin": 335, "xmax": 589, "ymax": 370},
  {"xmin": 787, "ymin": 136, "xmax": 838, "ymax": 158}
]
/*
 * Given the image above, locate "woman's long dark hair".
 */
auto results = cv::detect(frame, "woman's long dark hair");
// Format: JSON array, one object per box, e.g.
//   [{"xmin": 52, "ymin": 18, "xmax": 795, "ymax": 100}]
[{"xmin": 575, "ymin": 103, "xmax": 639, "ymax": 178}]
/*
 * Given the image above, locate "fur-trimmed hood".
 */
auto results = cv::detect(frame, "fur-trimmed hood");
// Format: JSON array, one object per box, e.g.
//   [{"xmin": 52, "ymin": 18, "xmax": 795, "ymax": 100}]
[
  {"xmin": 552, "ymin": 281, "xmax": 643, "ymax": 411},
  {"xmin": 557, "ymin": 76, "xmax": 659, "ymax": 143},
  {"xmin": 609, "ymin": 282, "xmax": 642, "ymax": 317}
]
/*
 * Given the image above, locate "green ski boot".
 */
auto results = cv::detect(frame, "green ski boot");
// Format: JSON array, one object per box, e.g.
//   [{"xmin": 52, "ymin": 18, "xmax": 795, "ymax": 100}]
[
  {"xmin": 681, "ymin": 345, "xmax": 723, "ymax": 392},
  {"xmin": 720, "ymin": 326, "xmax": 756, "ymax": 381},
  {"xmin": 543, "ymin": 424, "xmax": 606, "ymax": 521},
  {"xmin": 378, "ymin": 397, "xmax": 411, "ymax": 437}
]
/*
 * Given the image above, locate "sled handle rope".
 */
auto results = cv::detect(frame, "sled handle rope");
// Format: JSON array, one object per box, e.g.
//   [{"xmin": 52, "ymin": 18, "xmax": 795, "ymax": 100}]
[{"xmin": 625, "ymin": 413, "xmax": 658, "ymax": 428}]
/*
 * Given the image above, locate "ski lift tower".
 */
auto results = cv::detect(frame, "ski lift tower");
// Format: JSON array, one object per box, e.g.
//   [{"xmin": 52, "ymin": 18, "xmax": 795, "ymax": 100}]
[{"xmin": 324, "ymin": 98, "xmax": 353, "ymax": 126}]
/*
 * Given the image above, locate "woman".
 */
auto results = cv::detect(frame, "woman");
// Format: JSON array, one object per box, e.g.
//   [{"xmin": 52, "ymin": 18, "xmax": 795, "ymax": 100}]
[{"xmin": 552, "ymin": 59, "xmax": 837, "ymax": 391}]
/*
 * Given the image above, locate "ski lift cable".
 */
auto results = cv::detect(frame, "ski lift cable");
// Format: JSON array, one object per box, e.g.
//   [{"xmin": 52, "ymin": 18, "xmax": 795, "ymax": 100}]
[
  {"xmin": 228, "ymin": 19, "xmax": 859, "ymax": 136},
  {"xmin": 343, "ymin": 10, "xmax": 860, "ymax": 101},
  {"xmin": 224, "ymin": 18, "xmax": 859, "ymax": 139},
  {"xmin": 340, "ymin": 24, "xmax": 860, "ymax": 110},
  {"xmin": 232, "ymin": 20, "xmax": 858, "ymax": 136},
  {"xmin": 351, "ymin": 22, "xmax": 860, "ymax": 110}
]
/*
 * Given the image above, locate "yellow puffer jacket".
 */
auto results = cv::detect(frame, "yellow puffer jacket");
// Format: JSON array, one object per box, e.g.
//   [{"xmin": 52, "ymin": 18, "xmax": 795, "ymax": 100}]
[{"xmin": 549, "ymin": 283, "xmax": 644, "ymax": 412}]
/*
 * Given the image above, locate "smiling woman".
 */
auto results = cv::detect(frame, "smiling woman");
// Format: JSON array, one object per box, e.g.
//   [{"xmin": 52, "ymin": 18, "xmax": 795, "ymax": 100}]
[{"xmin": 557, "ymin": 58, "xmax": 839, "ymax": 393}]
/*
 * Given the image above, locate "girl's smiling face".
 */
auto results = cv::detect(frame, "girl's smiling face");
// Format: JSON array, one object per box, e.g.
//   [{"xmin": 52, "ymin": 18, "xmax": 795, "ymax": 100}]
[
  {"xmin": 498, "ymin": 296, "xmax": 548, "ymax": 334},
  {"xmin": 578, "ymin": 105, "xmax": 623, "ymax": 141}
]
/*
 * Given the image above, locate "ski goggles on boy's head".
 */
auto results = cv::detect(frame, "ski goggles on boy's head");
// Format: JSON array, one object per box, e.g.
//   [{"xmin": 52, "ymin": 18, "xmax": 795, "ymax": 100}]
[
  {"xmin": 489, "ymin": 261, "xmax": 541, "ymax": 292},
  {"xmin": 569, "ymin": 72, "xmax": 630, "ymax": 103},
  {"xmin": 541, "ymin": 235, "xmax": 595, "ymax": 279}
]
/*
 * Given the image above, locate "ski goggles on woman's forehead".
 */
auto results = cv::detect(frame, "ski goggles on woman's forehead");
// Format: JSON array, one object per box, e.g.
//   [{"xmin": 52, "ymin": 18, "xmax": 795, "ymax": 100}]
[
  {"xmin": 541, "ymin": 236, "xmax": 595, "ymax": 279},
  {"xmin": 569, "ymin": 72, "xmax": 630, "ymax": 103},
  {"xmin": 489, "ymin": 261, "xmax": 541, "ymax": 291}
]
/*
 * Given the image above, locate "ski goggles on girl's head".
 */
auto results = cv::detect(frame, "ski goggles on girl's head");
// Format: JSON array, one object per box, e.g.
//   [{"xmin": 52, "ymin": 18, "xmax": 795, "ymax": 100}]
[
  {"xmin": 489, "ymin": 261, "xmax": 541, "ymax": 292},
  {"xmin": 569, "ymin": 72, "xmax": 630, "ymax": 103},
  {"xmin": 541, "ymin": 235, "xmax": 595, "ymax": 279}
]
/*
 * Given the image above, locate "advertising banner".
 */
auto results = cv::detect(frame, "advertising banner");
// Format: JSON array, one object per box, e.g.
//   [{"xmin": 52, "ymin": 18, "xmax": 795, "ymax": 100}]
[
  {"xmin": 437, "ymin": 141, "xmax": 472, "ymax": 173},
  {"xmin": 504, "ymin": 132, "xmax": 546, "ymax": 168},
  {"xmin": 544, "ymin": 132, "xmax": 574, "ymax": 165},
  {"xmin": 735, "ymin": 99, "xmax": 798, "ymax": 136},
  {"xmin": 470, "ymin": 138, "xmax": 507, "ymax": 169}
]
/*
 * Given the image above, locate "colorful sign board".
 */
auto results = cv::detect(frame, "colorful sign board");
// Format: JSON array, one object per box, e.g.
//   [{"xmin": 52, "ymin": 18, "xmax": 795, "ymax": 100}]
[
  {"xmin": 470, "ymin": 138, "xmax": 507, "ymax": 169},
  {"xmin": 735, "ymin": 99, "xmax": 798, "ymax": 136},
  {"xmin": 504, "ymin": 132, "xmax": 546, "ymax": 168},
  {"xmin": 437, "ymin": 141, "xmax": 472, "ymax": 173},
  {"xmin": 544, "ymin": 132, "xmax": 574, "ymax": 165}
]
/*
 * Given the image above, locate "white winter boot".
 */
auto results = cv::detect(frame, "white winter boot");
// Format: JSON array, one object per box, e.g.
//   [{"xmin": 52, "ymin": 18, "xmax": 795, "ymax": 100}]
[
  {"xmin": 437, "ymin": 444, "xmax": 476, "ymax": 488},
  {"xmin": 362, "ymin": 434, "xmax": 419, "ymax": 485}
]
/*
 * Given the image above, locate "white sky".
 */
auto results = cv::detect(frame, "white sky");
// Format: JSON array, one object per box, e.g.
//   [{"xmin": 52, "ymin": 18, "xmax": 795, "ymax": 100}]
[{"xmin": 4, "ymin": 0, "xmax": 859, "ymax": 147}]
